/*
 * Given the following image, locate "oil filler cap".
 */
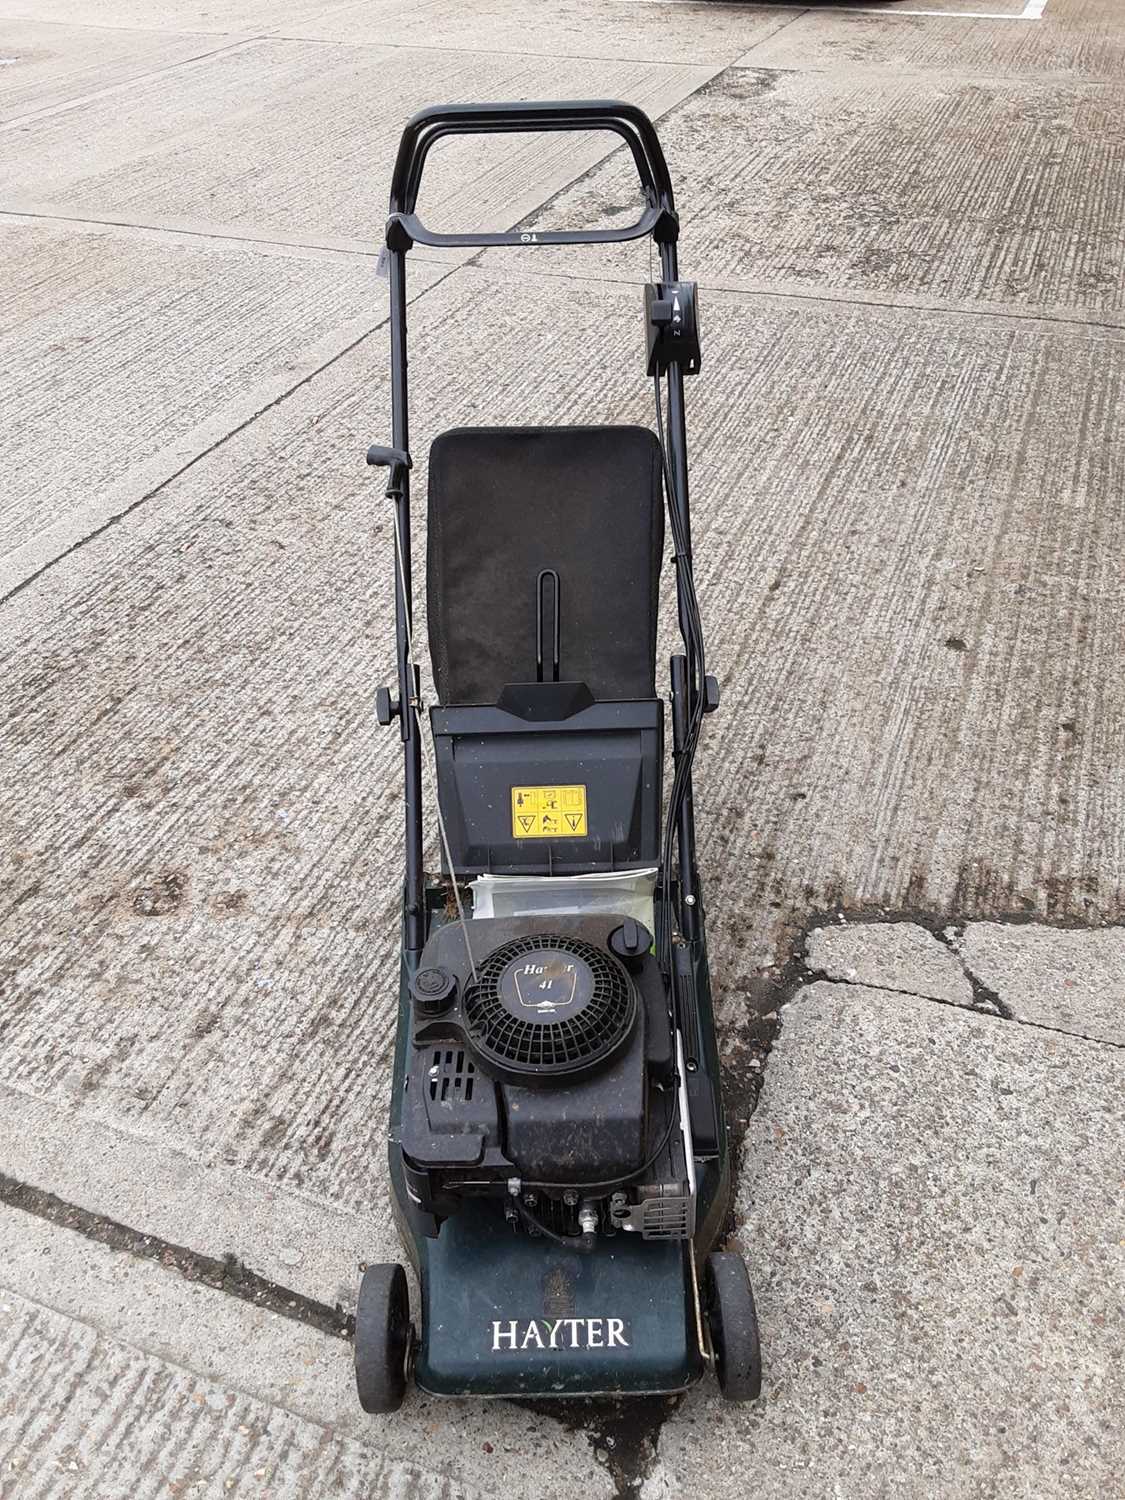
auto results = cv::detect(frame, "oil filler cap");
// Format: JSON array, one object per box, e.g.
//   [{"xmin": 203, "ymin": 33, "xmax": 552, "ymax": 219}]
[
  {"xmin": 609, "ymin": 918, "xmax": 652, "ymax": 967},
  {"xmin": 412, "ymin": 965, "xmax": 457, "ymax": 1014}
]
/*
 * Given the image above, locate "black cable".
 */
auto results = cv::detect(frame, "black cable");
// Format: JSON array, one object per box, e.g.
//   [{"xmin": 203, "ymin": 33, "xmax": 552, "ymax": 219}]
[{"xmin": 652, "ymin": 373, "xmax": 707, "ymax": 1022}]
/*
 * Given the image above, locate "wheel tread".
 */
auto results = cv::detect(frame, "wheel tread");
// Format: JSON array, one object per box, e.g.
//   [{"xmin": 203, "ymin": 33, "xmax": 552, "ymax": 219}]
[
  {"xmin": 355, "ymin": 1262, "xmax": 410, "ymax": 1414},
  {"xmin": 705, "ymin": 1251, "xmax": 763, "ymax": 1402}
]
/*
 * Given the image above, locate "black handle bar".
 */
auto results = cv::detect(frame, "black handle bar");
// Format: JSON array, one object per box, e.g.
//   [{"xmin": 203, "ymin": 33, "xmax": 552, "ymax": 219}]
[{"xmin": 386, "ymin": 100, "xmax": 678, "ymax": 250}]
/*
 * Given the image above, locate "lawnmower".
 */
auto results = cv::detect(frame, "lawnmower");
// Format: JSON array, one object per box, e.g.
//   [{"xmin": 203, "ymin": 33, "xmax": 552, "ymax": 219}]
[{"xmin": 355, "ymin": 100, "xmax": 762, "ymax": 1409}]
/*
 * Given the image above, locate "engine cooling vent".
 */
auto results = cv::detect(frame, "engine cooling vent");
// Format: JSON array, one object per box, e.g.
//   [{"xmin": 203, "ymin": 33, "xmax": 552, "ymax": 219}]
[
  {"xmin": 637, "ymin": 1193, "xmax": 692, "ymax": 1240},
  {"xmin": 463, "ymin": 934, "xmax": 635, "ymax": 1081},
  {"xmin": 427, "ymin": 1047, "xmax": 475, "ymax": 1105}
]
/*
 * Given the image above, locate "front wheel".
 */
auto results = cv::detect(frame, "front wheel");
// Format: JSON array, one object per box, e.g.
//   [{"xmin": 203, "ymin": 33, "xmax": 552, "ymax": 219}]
[
  {"xmin": 354, "ymin": 1263, "xmax": 411, "ymax": 1413},
  {"xmin": 704, "ymin": 1251, "xmax": 763, "ymax": 1401}
]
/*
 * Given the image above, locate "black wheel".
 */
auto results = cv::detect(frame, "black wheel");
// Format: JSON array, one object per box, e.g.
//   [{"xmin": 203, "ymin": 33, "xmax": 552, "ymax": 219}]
[
  {"xmin": 704, "ymin": 1251, "xmax": 763, "ymax": 1401},
  {"xmin": 354, "ymin": 1263, "xmax": 410, "ymax": 1413}
]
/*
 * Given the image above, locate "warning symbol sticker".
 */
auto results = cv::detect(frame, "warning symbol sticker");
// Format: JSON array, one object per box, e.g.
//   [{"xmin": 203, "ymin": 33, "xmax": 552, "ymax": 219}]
[{"xmin": 511, "ymin": 784, "xmax": 588, "ymax": 839}]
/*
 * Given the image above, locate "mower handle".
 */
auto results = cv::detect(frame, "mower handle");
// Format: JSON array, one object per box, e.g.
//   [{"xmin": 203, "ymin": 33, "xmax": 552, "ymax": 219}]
[{"xmin": 386, "ymin": 100, "xmax": 678, "ymax": 250}]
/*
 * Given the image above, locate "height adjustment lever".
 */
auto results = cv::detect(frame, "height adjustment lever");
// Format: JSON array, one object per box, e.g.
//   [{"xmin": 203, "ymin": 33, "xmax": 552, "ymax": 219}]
[
  {"xmin": 375, "ymin": 686, "xmax": 400, "ymax": 725},
  {"xmin": 366, "ymin": 443, "xmax": 413, "ymax": 498},
  {"xmin": 644, "ymin": 280, "xmax": 701, "ymax": 376}
]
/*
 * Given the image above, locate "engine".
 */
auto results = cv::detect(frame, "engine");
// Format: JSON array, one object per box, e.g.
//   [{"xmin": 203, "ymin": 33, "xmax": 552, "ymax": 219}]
[{"xmin": 397, "ymin": 913, "xmax": 696, "ymax": 1246}]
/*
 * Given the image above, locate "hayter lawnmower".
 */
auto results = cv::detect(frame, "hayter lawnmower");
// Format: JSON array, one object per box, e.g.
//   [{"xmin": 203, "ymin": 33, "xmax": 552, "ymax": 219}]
[{"xmin": 355, "ymin": 101, "xmax": 762, "ymax": 1409}]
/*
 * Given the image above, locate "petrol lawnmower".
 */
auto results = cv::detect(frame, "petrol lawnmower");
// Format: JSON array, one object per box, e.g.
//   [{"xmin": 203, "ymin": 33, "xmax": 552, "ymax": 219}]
[{"xmin": 355, "ymin": 100, "xmax": 762, "ymax": 1408}]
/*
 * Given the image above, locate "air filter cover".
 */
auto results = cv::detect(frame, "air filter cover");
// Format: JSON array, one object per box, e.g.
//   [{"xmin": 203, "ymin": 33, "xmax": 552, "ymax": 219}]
[{"xmin": 463, "ymin": 933, "xmax": 636, "ymax": 1083}]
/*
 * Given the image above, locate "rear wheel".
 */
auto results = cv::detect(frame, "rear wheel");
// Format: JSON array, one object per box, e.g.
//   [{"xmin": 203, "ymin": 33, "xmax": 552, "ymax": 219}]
[
  {"xmin": 354, "ymin": 1263, "xmax": 411, "ymax": 1413},
  {"xmin": 704, "ymin": 1251, "xmax": 762, "ymax": 1401}
]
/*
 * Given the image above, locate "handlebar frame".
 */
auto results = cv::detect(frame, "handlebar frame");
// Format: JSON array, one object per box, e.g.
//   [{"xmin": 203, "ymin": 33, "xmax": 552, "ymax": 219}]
[
  {"xmin": 379, "ymin": 100, "xmax": 693, "ymax": 956},
  {"xmin": 386, "ymin": 99, "xmax": 679, "ymax": 249}
]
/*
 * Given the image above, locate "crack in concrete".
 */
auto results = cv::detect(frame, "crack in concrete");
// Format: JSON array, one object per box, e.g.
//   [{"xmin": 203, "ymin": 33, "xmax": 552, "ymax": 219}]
[
  {"xmin": 800, "ymin": 968, "xmax": 1001, "ymax": 1015},
  {"xmin": 0, "ymin": 1170, "xmax": 351, "ymax": 1339},
  {"xmin": 797, "ymin": 965, "xmax": 1125, "ymax": 1052},
  {"xmin": 793, "ymin": 912, "xmax": 1125, "ymax": 1051},
  {"xmin": 930, "ymin": 922, "xmax": 1014, "ymax": 1018},
  {"xmin": 1, "ymin": 1165, "xmax": 681, "ymax": 1496},
  {"xmin": 0, "ymin": 206, "xmax": 385, "ymax": 263}
]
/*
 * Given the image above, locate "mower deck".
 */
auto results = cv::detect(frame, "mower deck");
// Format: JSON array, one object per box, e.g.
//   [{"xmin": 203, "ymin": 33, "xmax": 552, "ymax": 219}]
[{"xmin": 413, "ymin": 1201, "xmax": 704, "ymax": 1398}]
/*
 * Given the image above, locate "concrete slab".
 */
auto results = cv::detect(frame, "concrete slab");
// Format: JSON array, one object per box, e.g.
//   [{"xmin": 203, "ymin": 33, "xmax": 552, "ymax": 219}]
[
  {"xmin": 0, "ymin": 218, "xmax": 446, "ymax": 581},
  {"xmin": 2, "ymin": 266, "xmax": 1122, "ymax": 1235},
  {"xmin": 0, "ymin": 1204, "xmax": 614, "ymax": 1497},
  {"xmin": 805, "ymin": 920, "xmax": 975, "ymax": 1006},
  {"xmin": 737, "ymin": 6, "xmax": 1125, "ymax": 82},
  {"xmin": 281, "ymin": 0, "xmax": 797, "ymax": 65},
  {"xmin": 0, "ymin": 19, "xmax": 233, "ymax": 123},
  {"xmin": 646, "ymin": 981, "xmax": 1124, "ymax": 1498},
  {"xmin": 0, "ymin": 1082, "xmax": 378, "ymax": 1307},
  {"xmin": 0, "ymin": 0, "xmax": 360, "ymax": 33},
  {"xmin": 498, "ymin": 66, "xmax": 1125, "ymax": 322},
  {"xmin": 959, "ymin": 921, "xmax": 1125, "ymax": 1044},
  {"xmin": 0, "ymin": 902, "xmax": 405, "ymax": 1243},
  {"xmin": 0, "ymin": 38, "xmax": 714, "ymax": 250}
]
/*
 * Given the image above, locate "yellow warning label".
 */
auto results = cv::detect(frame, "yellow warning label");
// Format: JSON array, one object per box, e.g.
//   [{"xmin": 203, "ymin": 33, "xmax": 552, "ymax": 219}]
[{"xmin": 511, "ymin": 784, "xmax": 588, "ymax": 839}]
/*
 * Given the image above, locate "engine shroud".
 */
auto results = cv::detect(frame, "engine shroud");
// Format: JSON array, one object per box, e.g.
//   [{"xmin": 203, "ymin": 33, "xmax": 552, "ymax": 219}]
[
  {"xmin": 464, "ymin": 933, "xmax": 636, "ymax": 1078},
  {"xmin": 399, "ymin": 913, "xmax": 675, "ymax": 1199}
]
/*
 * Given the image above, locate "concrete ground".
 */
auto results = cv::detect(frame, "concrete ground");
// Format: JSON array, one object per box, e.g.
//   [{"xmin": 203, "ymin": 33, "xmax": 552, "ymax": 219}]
[{"xmin": 0, "ymin": 0, "xmax": 1121, "ymax": 1496}]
